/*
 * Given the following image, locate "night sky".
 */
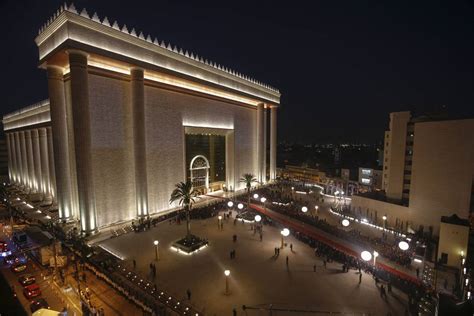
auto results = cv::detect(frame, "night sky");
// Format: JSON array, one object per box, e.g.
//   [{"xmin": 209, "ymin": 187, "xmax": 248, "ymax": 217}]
[{"xmin": 1, "ymin": 0, "xmax": 473, "ymax": 143}]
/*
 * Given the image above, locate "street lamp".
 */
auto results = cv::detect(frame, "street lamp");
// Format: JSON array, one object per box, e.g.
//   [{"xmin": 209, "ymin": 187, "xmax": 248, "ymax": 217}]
[
  {"xmin": 218, "ymin": 215, "xmax": 222, "ymax": 229},
  {"xmin": 382, "ymin": 215, "xmax": 387, "ymax": 229},
  {"xmin": 373, "ymin": 251, "xmax": 379, "ymax": 266},
  {"xmin": 253, "ymin": 193, "xmax": 259, "ymax": 199},
  {"xmin": 361, "ymin": 251, "xmax": 372, "ymax": 262},
  {"xmin": 153, "ymin": 240, "xmax": 159, "ymax": 261},
  {"xmin": 281, "ymin": 228, "xmax": 290, "ymax": 248},
  {"xmin": 237, "ymin": 203, "xmax": 244, "ymax": 210},
  {"xmin": 255, "ymin": 215, "xmax": 262, "ymax": 223},
  {"xmin": 398, "ymin": 241, "xmax": 409, "ymax": 251},
  {"xmin": 260, "ymin": 197, "xmax": 266, "ymax": 211},
  {"xmin": 227, "ymin": 201, "xmax": 234, "ymax": 208},
  {"xmin": 342, "ymin": 219, "xmax": 350, "ymax": 227},
  {"xmin": 224, "ymin": 269, "xmax": 230, "ymax": 295},
  {"xmin": 301, "ymin": 206, "xmax": 308, "ymax": 213}
]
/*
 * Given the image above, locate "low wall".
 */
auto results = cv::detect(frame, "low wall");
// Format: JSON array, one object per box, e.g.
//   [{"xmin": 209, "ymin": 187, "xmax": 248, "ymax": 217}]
[{"xmin": 350, "ymin": 195, "xmax": 413, "ymax": 231}]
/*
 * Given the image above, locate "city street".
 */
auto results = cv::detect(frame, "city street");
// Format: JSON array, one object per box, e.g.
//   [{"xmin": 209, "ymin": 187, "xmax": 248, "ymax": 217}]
[{"xmin": 100, "ymin": 210, "xmax": 409, "ymax": 315}]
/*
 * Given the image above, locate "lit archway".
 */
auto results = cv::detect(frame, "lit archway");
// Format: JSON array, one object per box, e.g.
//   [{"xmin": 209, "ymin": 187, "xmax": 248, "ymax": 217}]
[{"xmin": 190, "ymin": 155, "xmax": 210, "ymax": 190}]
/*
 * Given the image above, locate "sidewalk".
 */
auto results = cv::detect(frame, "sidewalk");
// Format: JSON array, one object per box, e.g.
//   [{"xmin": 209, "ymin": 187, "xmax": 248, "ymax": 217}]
[{"xmin": 61, "ymin": 263, "xmax": 144, "ymax": 316}]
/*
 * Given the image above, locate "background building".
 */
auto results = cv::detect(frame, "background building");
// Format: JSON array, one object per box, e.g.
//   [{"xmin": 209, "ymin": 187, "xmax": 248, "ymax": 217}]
[
  {"xmin": 352, "ymin": 111, "xmax": 474, "ymax": 235},
  {"xmin": 2, "ymin": 5, "xmax": 280, "ymax": 233},
  {"xmin": 358, "ymin": 167, "xmax": 382, "ymax": 190}
]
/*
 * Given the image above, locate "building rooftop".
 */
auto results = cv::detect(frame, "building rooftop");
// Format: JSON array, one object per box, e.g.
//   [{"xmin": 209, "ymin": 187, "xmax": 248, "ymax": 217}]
[
  {"xmin": 440, "ymin": 214, "xmax": 470, "ymax": 227},
  {"xmin": 36, "ymin": 3, "xmax": 280, "ymax": 102}
]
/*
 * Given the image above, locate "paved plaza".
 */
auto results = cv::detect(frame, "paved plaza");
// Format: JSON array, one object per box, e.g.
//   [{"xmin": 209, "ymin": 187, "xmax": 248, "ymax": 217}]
[{"xmin": 100, "ymin": 210, "xmax": 409, "ymax": 315}]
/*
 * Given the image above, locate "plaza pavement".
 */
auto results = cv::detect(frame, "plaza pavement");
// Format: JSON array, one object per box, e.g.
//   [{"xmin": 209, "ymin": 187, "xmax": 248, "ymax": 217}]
[{"xmin": 100, "ymin": 210, "xmax": 409, "ymax": 316}]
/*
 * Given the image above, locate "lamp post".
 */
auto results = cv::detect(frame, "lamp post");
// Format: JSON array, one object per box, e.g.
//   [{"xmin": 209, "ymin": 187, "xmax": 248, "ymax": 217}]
[
  {"xmin": 218, "ymin": 215, "xmax": 222, "ymax": 230},
  {"xmin": 224, "ymin": 269, "xmax": 230, "ymax": 295},
  {"xmin": 398, "ymin": 241, "xmax": 409, "ymax": 251},
  {"xmin": 382, "ymin": 215, "xmax": 387, "ymax": 229},
  {"xmin": 361, "ymin": 250, "xmax": 372, "ymax": 262},
  {"xmin": 281, "ymin": 228, "xmax": 290, "ymax": 248},
  {"xmin": 154, "ymin": 240, "xmax": 159, "ymax": 261},
  {"xmin": 260, "ymin": 197, "xmax": 266, "ymax": 211},
  {"xmin": 373, "ymin": 251, "xmax": 379, "ymax": 266}
]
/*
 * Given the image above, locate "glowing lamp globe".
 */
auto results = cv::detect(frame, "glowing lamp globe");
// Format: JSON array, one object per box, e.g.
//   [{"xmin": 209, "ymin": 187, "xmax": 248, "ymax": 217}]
[
  {"xmin": 398, "ymin": 241, "xmax": 409, "ymax": 251},
  {"xmin": 260, "ymin": 197, "xmax": 266, "ymax": 203},
  {"xmin": 227, "ymin": 201, "xmax": 234, "ymax": 208},
  {"xmin": 237, "ymin": 203, "xmax": 244, "ymax": 210},
  {"xmin": 253, "ymin": 193, "xmax": 259, "ymax": 199},
  {"xmin": 281, "ymin": 228, "xmax": 290, "ymax": 237},
  {"xmin": 254, "ymin": 215, "xmax": 262, "ymax": 222},
  {"xmin": 153, "ymin": 240, "xmax": 159, "ymax": 246},
  {"xmin": 342, "ymin": 219, "xmax": 350, "ymax": 227},
  {"xmin": 218, "ymin": 215, "xmax": 222, "ymax": 220},
  {"xmin": 361, "ymin": 251, "xmax": 372, "ymax": 262},
  {"xmin": 224, "ymin": 270, "xmax": 230, "ymax": 276},
  {"xmin": 301, "ymin": 206, "xmax": 308, "ymax": 213},
  {"xmin": 382, "ymin": 215, "xmax": 387, "ymax": 221}
]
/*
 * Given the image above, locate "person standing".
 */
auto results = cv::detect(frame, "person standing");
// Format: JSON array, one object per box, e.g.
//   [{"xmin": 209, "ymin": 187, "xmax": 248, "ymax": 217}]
[
  {"xmin": 286, "ymin": 256, "xmax": 289, "ymax": 267},
  {"xmin": 186, "ymin": 288, "xmax": 191, "ymax": 300},
  {"xmin": 359, "ymin": 273, "xmax": 362, "ymax": 284}
]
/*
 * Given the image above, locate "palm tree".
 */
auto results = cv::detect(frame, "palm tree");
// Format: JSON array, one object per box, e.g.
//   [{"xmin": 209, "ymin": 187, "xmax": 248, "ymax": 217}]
[
  {"xmin": 170, "ymin": 181, "xmax": 198, "ymax": 237},
  {"xmin": 239, "ymin": 173, "xmax": 257, "ymax": 209}
]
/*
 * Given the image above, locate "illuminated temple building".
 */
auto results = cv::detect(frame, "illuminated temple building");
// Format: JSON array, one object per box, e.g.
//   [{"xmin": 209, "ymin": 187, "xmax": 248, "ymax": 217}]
[{"xmin": 2, "ymin": 4, "xmax": 280, "ymax": 233}]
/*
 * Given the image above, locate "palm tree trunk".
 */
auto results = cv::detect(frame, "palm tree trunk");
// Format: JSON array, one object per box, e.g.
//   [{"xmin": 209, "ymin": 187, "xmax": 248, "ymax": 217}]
[
  {"xmin": 186, "ymin": 205, "xmax": 191, "ymax": 237},
  {"xmin": 247, "ymin": 187, "xmax": 251, "ymax": 210}
]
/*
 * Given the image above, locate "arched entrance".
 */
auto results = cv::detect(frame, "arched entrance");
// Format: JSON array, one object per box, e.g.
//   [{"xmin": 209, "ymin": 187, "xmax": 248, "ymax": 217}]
[{"xmin": 190, "ymin": 155, "xmax": 210, "ymax": 192}]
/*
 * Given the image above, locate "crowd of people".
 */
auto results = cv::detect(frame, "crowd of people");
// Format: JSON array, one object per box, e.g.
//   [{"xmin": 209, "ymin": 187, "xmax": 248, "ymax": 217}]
[
  {"xmin": 292, "ymin": 227, "xmax": 426, "ymax": 314},
  {"xmin": 254, "ymin": 184, "xmax": 413, "ymax": 267}
]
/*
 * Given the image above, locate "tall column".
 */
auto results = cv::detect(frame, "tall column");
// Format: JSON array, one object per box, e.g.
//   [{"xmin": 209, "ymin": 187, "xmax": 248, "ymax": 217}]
[
  {"xmin": 209, "ymin": 135, "xmax": 216, "ymax": 184},
  {"xmin": 39, "ymin": 128, "xmax": 51, "ymax": 200},
  {"xmin": 15, "ymin": 132, "xmax": 24, "ymax": 186},
  {"xmin": 26, "ymin": 130, "xmax": 36, "ymax": 192},
  {"xmin": 270, "ymin": 107, "xmax": 277, "ymax": 181},
  {"xmin": 6, "ymin": 133, "xmax": 13, "ymax": 183},
  {"xmin": 8, "ymin": 134, "xmax": 16, "ymax": 184},
  {"xmin": 47, "ymin": 127, "xmax": 57, "ymax": 203},
  {"xmin": 47, "ymin": 65, "xmax": 73, "ymax": 220},
  {"xmin": 11, "ymin": 133, "xmax": 19, "ymax": 184},
  {"xmin": 263, "ymin": 106, "xmax": 267, "ymax": 183},
  {"xmin": 131, "ymin": 67, "xmax": 148, "ymax": 217},
  {"xmin": 21, "ymin": 131, "xmax": 28, "ymax": 188},
  {"xmin": 256, "ymin": 103, "xmax": 265, "ymax": 183},
  {"xmin": 32, "ymin": 129, "xmax": 42, "ymax": 195},
  {"xmin": 68, "ymin": 50, "xmax": 97, "ymax": 233}
]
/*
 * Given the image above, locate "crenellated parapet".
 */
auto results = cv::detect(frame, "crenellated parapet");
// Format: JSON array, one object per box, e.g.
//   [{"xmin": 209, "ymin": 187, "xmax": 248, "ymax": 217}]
[{"xmin": 35, "ymin": 3, "xmax": 280, "ymax": 105}]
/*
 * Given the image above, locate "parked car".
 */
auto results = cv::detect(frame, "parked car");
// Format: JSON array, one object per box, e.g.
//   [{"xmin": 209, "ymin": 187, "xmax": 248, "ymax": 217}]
[
  {"xmin": 30, "ymin": 298, "xmax": 49, "ymax": 313},
  {"xmin": 18, "ymin": 274, "xmax": 36, "ymax": 286},
  {"xmin": 4, "ymin": 254, "xmax": 19, "ymax": 265},
  {"xmin": 11, "ymin": 263, "xmax": 27, "ymax": 273},
  {"xmin": 23, "ymin": 284, "xmax": 41, "ymax": 299}
]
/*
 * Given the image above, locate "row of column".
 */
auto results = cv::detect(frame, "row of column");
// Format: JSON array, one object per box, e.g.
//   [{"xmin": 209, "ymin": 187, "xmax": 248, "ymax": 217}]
[
  {"xmin": 44, "ymin": 51, "xmax": 149, "ymax": 234},
  {"xmin": 257, "ymin": 104, "xmax": 277, "ymax": 183},
  {"xmin": 6, "ymin": 128, "xmax": 57, "ymax": 203}
]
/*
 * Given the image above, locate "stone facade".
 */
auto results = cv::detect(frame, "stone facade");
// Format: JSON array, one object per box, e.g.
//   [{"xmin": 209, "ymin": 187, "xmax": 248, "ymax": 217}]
[{"xmin": 2, "ymin": 4, "xmax": 280, "ymax": 233}]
